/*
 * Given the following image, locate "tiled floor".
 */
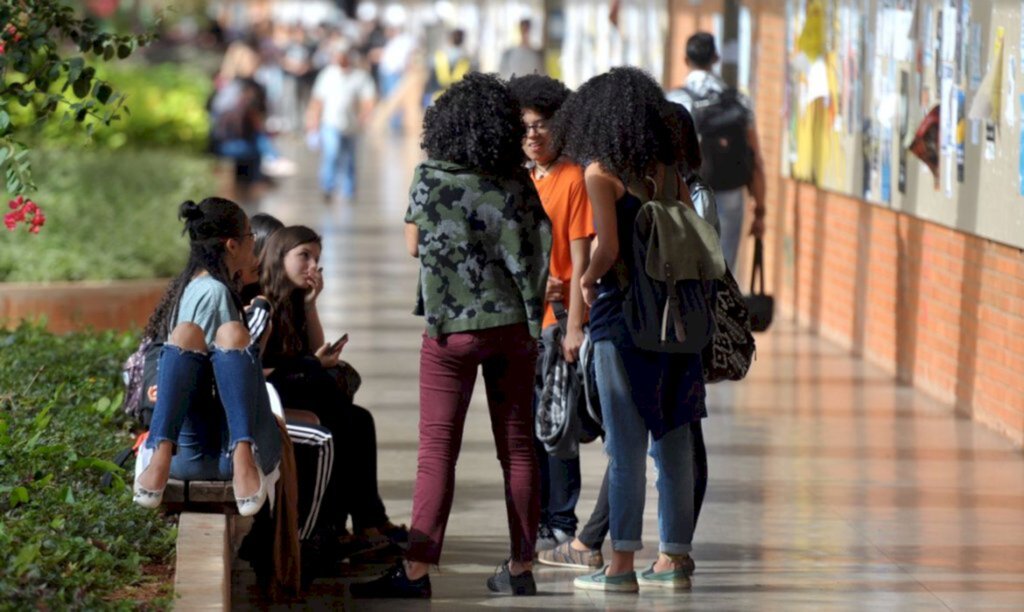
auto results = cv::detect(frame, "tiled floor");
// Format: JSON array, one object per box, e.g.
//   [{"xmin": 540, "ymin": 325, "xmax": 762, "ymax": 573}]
[{"xmin": 234, "ymin": 134, "xmax": 1024, "ymax": 611}]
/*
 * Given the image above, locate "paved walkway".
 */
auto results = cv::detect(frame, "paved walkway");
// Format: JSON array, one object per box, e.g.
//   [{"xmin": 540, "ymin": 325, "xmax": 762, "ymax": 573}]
[{"xmin": 234, "ymin": 134, "xmax": 1024, "ymax": 611}]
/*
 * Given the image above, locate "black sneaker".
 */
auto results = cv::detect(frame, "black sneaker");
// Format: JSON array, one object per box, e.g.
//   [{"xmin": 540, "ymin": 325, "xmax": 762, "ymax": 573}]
[
  {"xmin": 349, "ymin": 561, "xmax": 431, "ymax": 599},
  {"xmin": 486, "ymin": 560, "xmax": 537, "ymax": 596}
]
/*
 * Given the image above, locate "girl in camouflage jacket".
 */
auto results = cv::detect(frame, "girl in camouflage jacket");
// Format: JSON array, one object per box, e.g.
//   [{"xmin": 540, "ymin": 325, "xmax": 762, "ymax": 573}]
[{"xmin": 353, "ymin": 73, "xmax": 551, "ymax": 599}]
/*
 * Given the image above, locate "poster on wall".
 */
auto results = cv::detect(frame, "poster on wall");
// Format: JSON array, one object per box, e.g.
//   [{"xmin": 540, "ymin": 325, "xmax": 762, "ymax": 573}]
[{"xmin": 783, "ymin": 0, "xmax": 1024, "ymax": 248}]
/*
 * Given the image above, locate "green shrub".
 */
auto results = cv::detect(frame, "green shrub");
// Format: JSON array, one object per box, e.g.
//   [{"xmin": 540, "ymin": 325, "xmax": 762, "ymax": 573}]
[
  {"xmin": 9, "ymin": 61, "xmax": 212, "ymax": 152},
  {"xmin": 0, "ymin": 147, "xmax": 217, "ymax": 282},
  {"xmin": 0, "ymin": 324, "xmax": 175, "ymax": 609}
]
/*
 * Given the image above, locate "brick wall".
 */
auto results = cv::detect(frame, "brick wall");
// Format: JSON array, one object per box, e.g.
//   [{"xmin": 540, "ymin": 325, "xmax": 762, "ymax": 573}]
[
  {"xmin": 667, "ymin": 0, "xmax": 1024, "ymax": 445},
  {"xmin": 0, "ymin": 280, "xmax": 168, "ymax": 335}
]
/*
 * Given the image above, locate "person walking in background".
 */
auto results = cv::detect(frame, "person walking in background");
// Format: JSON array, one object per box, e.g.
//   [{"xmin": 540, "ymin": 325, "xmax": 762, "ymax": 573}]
[
  {"xmin": 306, "ymin": 41, "xmax": 376, "ymax": 203},
  {"xmin": 667, "ymin": 32, "xmax": 766, "ymax": 269},
  {"xmin": 352, "ymin": 73, "xmax": 551, "ymax": 599},
  {"xmin": 378, "ymin": 20, "xmax": 417, "ymax": 132},
  {"xmin": 508, "ymin": 73, "xmax": 594, "ymax": 554},
  {"xmin": 423, "ymin": 29, "xmax": 475, "ymax": 106},
  {"xmin": 499, "ymin": 18, "xmax": 545, "ymax": 79}
]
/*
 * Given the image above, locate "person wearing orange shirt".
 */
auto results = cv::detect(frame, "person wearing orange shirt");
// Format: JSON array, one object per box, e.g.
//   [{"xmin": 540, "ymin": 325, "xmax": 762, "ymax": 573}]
[{"xmin": 509, "ymin": 74, "xmax": 595, "ymax": 551}]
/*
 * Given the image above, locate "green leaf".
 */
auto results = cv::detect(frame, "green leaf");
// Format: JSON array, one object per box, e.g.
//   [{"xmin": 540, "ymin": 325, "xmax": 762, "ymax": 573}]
[
  {"xmin": 12, "ymin": 542, "xmax": 40, "ymax": 575},
  {"xmin": 63, "ymin": 485, "xmax": 76, "ymax": 505},
  {"xmin": 73, "ymin": 457, "xmax": 123, "ymax": 474},
  {"xmin": 10, "ymin": 486, "xmax": 29, "ymax": 506},
  {"xmin": 117, "ymin": 44, "xmax": 131, "ymax": 59},
  {"xmin": 94, "ymin": 396, "xmax": 111, "ymax": 413},
  {"xmin": 66, "ymin": 56, "xmax": 84, "ymax": 83},
  {"xmin": 94, "ymin": 83, "xmax": 112, "ymax": 105},
  {"xmin": 0, "ymin": 110, "xmax": 8, "ymax": 132},
  {"xmin": 72, "ymin": 76, "xmax": 90, "ymax": 99}
]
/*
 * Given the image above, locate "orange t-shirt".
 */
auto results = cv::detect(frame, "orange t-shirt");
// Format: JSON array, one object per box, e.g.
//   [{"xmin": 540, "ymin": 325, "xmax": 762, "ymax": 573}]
[{"xmin": 531, "ymin": 160, "xmax": 595, "ymax": 329}]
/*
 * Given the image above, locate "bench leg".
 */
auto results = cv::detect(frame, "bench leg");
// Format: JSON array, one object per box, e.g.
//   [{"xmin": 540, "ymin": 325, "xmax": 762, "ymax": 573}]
[{"xmin": 175, "ymin": 512, "xmax": 230, "ymax": 610}]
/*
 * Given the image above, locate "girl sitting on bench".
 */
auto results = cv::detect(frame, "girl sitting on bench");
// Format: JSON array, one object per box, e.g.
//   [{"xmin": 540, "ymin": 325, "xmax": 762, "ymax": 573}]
[{"xmin": 133, "ymin": 197, "xmax": 282, "ymax": 517}]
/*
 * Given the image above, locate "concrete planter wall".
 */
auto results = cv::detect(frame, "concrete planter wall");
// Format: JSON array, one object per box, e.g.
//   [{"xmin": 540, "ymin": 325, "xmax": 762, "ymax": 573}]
[{"xmin": 0, "ymin": 279, "xmax": 169, "ymax": 334}]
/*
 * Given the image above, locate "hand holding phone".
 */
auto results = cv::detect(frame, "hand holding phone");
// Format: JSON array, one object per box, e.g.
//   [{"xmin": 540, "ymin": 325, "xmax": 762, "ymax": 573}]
[{"xmin": 329, "ymin": 333, "xmax": 349, "ymax": 354}]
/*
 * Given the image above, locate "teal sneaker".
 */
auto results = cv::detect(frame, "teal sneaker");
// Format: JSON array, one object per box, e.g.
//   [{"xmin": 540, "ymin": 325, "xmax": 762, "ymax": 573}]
[
  {"xmin": 637, "ymin": 562, "xmax": 692, "ymax": 590},
  {"xmin": 573, "ymin": 567, "xmax": 639, "ymax": 592}
]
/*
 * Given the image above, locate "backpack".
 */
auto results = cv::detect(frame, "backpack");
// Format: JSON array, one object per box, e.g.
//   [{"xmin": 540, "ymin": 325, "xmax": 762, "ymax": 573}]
[
  {"xmin": 683, "ymin": 87, "xmax": 755, "ymax": 191},
  {"xmin": 120, "ymin": 338, "xmax": 163, "ymax": 428},
  {"xmin": 622, "ymin": 174, "xmax": 726, "ymax": 353}
]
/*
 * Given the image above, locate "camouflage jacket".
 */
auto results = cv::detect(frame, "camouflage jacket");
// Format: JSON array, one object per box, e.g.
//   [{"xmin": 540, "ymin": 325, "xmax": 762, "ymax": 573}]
[{"xmin": 406, "ymin": 160, "xmax": 552, "ymax": 338}]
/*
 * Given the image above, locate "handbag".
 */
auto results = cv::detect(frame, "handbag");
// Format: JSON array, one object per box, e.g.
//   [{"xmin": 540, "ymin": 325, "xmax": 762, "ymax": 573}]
[
  {"xmin": 702, "ymin": 268, "xmax": 756, "ymax": 383},
  {"xmin": 745, "ymin": 237, "xmax": 775, "ymax": 332}
]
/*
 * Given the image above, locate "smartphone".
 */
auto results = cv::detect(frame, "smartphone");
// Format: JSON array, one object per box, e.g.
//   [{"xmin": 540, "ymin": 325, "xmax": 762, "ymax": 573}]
[{"xmin": 329, "ymin": 333, "xmax": 349, "ymax": 353}]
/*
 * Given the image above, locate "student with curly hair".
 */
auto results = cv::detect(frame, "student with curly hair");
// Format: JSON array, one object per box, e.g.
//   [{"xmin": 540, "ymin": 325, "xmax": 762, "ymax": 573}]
[
  {"xmin": 508, "ymin": 73, "xmax": 594, "ymax": 553},
  {"xmin": 352, "ymin": 73, "xmax": 552, "ymax": 599},
  {"xmin": 554, "ymin": 67, "xmax": 705, "ymax": 592}
]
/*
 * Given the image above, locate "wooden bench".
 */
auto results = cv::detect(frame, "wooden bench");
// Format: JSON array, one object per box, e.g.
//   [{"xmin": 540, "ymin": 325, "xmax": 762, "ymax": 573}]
[{"xmin": 164, "ymin": 480, "xmax": 241, "ymax": 610}]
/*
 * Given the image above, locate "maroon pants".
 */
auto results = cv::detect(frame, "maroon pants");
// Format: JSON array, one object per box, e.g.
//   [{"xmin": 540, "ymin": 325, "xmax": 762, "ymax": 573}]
[{"xmin": 407, "ymin": 323, "xmax": 540, "ymax": 564}]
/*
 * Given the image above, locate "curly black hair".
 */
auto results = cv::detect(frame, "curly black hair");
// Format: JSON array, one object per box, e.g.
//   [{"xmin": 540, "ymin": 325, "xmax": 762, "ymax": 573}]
[
  {"xmin": 553, "ymin": 67, "xmax": 684, "ymax": 185},
  {"xmin": 507, "ymin": 74, "xmax": 571, "ymax": 119},
  {"xmin": 421, "ymin": 72, "xmax": 525, "ymax": 175}
]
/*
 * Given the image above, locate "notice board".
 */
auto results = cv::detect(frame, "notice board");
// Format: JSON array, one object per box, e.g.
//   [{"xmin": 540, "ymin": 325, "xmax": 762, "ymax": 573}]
[{"xmin": 784, "ymin": 0, "xmax": 1024, "ymax": 249}]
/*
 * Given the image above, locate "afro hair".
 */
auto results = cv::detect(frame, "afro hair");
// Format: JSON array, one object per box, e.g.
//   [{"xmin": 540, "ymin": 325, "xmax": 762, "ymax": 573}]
[
  {"xmin": 507, "ymin": 74, "xmax": 572, "ymax": 120},
  {"xmin": 421, "ymin": 72, "xmax": 525, "ymax": 176},
  {"xmin": 553, "ymin": 66, "xmax": 684, "ymax": 185}
]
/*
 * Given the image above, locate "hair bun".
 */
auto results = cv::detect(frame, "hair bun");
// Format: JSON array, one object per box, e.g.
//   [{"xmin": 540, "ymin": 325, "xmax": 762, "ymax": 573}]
[{"xmin": 179, "ymin": 200, "xmax": 203, "ymax": 222}]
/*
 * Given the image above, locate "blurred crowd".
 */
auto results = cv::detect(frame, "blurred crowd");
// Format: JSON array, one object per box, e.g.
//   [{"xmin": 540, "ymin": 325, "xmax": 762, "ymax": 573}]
[{"xmin": 205, "ymin": 7, "xmax": 546, "ymax": 202}]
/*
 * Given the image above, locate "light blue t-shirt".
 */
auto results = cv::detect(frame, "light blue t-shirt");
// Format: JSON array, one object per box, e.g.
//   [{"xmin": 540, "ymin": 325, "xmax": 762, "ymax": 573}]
[{"xmin": 175, "ymin": 276, "xmax": 241, "ymax": 348}]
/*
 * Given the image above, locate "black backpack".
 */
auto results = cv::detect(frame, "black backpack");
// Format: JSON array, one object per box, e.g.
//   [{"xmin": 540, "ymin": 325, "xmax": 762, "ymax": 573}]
[{"xmin": 684, "ymin": 87, "xmax": 755, "ymax": 191}]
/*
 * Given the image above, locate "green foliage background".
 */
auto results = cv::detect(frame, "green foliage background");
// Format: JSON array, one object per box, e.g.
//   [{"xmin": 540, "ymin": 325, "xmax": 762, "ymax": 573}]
[
  {"xmin": 8, "ymin": 62, "xmax": 213, "ymax": 152},
  {"xmin": 0, "ymin": 146, "xmax": 215, "ymax": 281},
  {"xmin": 0, "ymin": 324, "xmax": 175, "ymax": 609}
]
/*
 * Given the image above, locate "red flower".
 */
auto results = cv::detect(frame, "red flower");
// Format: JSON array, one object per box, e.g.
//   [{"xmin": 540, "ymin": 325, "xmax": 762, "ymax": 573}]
[{"xmin": 4, "ymin": 197, "xmax": 46, "ymax": 234}]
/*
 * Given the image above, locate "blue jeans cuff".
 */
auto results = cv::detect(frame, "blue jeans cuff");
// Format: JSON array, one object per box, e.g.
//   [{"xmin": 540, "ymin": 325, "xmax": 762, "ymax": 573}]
[
  {"xmin": 611, "ymin": 539, "xmax": 643, "ymax": 552},
  {"xmin": 660, "ymin": 543, "xmax": 692, "ymax": 555},
  {"xmin": 145, "ymin": 435, "xmax": 175, "ymax": 450}
]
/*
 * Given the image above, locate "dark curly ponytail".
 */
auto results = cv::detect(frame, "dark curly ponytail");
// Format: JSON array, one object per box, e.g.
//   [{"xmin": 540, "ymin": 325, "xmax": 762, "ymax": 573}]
[{"xmin": 144, "ymin": 197, "xmax": 248, "ymax": 340}]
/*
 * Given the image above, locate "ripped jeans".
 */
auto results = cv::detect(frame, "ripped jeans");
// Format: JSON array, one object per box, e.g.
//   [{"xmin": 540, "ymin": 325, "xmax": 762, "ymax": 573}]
[{"xmin": 145, "ymin": 343, "xmax": 282, "ymax": 480}]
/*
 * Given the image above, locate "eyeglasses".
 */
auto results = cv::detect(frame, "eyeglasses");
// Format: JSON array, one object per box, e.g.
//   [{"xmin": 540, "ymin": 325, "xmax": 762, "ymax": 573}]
[{"xmin": 524, "ymin": 121, "xmax": 549, "ymax": 135}]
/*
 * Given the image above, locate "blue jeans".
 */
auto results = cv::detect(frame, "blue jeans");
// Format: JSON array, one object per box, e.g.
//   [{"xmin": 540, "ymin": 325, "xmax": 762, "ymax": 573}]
[
  {"xmin": 218, "ymin": 134, "xmax": 279, "ymax": 161},
  {"xmin": 715, "ymin": 188, "xmax": 746, "ymax": 270},
  {"xmin": 380, "ymin": 70, "xmax": 404, "ymax": 132},
  {"xmin": 146, "ymin": 344, "xmax": 282, "ymax": 480},
  {"xmin": 594, "ymin": 340, "xmax": 694, "ymax": 554},
  {"xmin": 319, "ymin": 126, "xmax": 358, "ymax": 198}
]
